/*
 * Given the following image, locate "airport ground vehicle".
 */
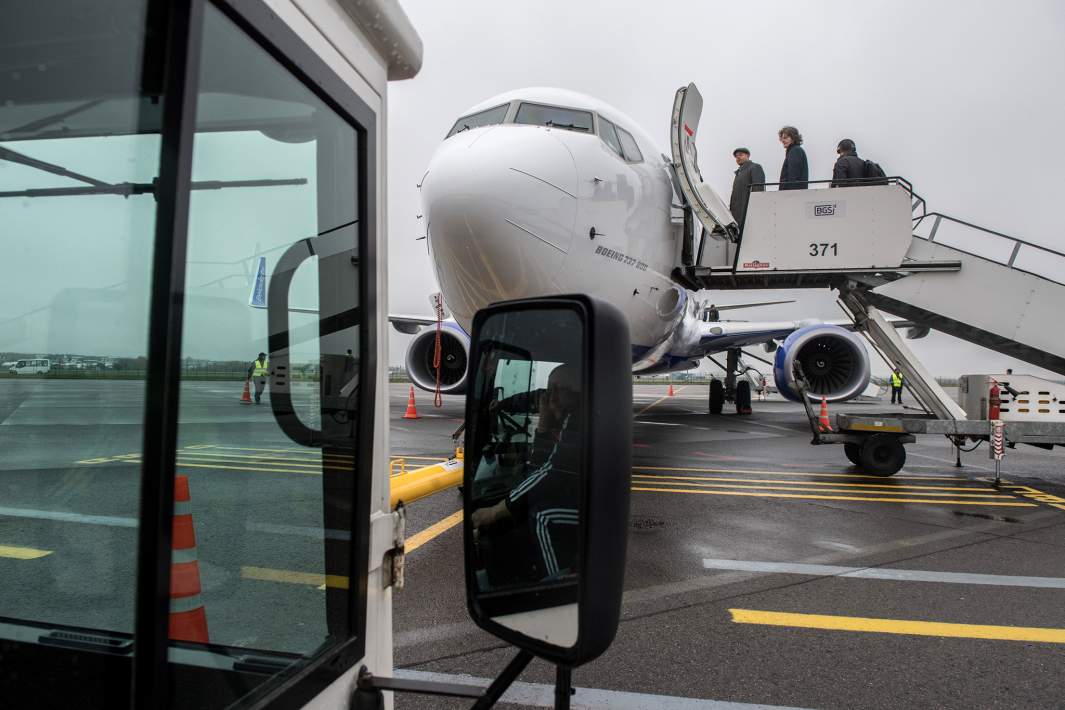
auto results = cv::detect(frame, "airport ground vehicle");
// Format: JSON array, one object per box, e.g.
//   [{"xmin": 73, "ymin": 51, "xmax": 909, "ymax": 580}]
[
  {"xmin": 1, "ymin": 5, "xmax": 633, "ymax": 709},
  {"xmin": 0, "ymin": 1, "xmax": 424, "ymax": 707},
  {"xmin": 8, "ymin": 359, "xmax": 51, "ymax": 375}
]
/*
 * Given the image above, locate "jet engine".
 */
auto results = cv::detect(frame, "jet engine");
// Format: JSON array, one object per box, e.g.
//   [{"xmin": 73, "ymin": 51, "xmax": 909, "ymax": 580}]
[
  {"xmin": 773, "ymin": 324, "xmax": 870, "ymax": 402},
  {"xmin": 404, "ymin": 323, "xmax": 470, "ymax": 395}
]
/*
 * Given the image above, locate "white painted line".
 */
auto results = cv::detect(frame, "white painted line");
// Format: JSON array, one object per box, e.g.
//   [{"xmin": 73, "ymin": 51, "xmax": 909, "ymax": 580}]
[
  {"xmin": 0, "ymin": 508, "xmax": 351, "ymax": 540},
  {"xmin": 394, "ymin": 669, "xmax": 809, "ymax": 709},
  {"xmin": 702, "ymin": 558, "xmax": 1065, "ymax": 589},
  {"xmin": 0, "ymin": 506, "xmax": 136, "ymax": 528}
]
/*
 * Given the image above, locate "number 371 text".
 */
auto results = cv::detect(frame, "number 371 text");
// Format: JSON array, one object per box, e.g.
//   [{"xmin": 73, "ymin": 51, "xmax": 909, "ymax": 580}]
[{"xmin": 809, "ymin": 243, "xmax": 838, "ymax": 256}]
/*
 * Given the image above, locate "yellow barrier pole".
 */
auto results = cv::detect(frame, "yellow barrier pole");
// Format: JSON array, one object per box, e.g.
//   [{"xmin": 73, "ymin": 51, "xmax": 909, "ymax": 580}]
[{"xmin": 389, "ymin": 447, "xmax": 464, "ymax": 510}]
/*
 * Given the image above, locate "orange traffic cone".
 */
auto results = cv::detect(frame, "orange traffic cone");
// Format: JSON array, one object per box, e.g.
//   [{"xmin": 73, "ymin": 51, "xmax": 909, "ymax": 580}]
[
  {"xmin": 239, "ymin": 380, "xmax": 252, "ymax": 405},
  {"xmin": 667, "ymin": 383, "xmax": 675, "ymax": 396},
  {"xmin": 169, "ymin": 475, "xmax": 209, "ymax": 643},
  {"xmin": 403, "ymin": 385, "xmax": 421, "ymax": 419},
  {"xmin": 818, "ymin": 397, "xmax": 833, "ymax": 432}
]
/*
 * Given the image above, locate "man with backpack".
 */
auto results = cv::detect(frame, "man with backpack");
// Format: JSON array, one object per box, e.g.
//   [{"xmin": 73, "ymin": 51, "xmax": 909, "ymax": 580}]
[{"xmin": 831, "ymin": 138, "xmax": 887, "ymax": 186}]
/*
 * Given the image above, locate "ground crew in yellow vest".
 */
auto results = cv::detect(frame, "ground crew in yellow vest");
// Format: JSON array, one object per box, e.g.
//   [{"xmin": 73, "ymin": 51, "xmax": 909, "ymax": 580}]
[
  {"xmin": 247, "ymin": 352, "xmax": 270, "ymax": 404},
  {"xmin": 890, "ymin": 367, "xmax": 904, "ymax": 405}
]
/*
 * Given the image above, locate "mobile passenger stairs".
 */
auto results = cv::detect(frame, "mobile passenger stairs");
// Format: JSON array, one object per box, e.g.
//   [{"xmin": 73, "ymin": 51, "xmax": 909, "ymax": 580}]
[{"xmin": 668, "ymin": 83, "xmax": 1065, "ymax": 477}]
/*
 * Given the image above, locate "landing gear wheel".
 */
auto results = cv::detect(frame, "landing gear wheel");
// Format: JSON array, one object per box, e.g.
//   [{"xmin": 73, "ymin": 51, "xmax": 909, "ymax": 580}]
[
  {"xmin": 859, "ymin": 434, "xmax": 906, "ymax": 476},
  {"xmin": 843, "ymin": 442, "xmax": 861, "ymax": 465},
  {"xmin": 735, "ymin": 381, "xmax": 752, "ymax": 415},
  {"xmin": 709, "ymin": 379, "xmax": 724, "ymax": 414}
]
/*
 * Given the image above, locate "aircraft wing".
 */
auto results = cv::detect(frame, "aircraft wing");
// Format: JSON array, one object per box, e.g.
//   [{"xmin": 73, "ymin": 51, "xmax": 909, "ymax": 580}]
[
  {"xmin": 824, "ymin": 318, "xmax": 929, "ymax": 338},
  {"xmin": 694, "ymin": 317, "xmax": 927, "ymax": 356},
  {"xmin": 248, "ymin": 256, "xmax": 436, "ymax": 333},
  {"xmin": 388, "ymin": 315, "xmax": 437, "ymax": 334},
  {"xmin": 696, "ymin": 320, "xmax": 816, "ymax": 353},
  {"xmin": 710, "ymin": 299, "xmax": 794, "ymax": 313}
]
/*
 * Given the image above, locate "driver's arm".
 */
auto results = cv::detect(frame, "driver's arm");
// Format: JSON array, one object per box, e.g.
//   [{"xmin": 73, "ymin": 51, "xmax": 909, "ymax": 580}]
[{"xmin": 471, "ymin": 499, "xmax": 510, "ymax": 528}]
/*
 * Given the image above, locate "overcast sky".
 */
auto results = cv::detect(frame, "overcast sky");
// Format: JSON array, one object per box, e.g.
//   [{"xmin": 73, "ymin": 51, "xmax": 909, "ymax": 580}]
[{"xmin": 386, "ymin": 0, "xmax": 1065, "ymax": 376}]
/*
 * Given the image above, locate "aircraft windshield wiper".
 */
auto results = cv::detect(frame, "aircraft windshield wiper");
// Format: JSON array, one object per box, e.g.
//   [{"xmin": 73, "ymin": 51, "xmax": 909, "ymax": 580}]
[
  {"xmin": 455, "ymin": 123, "xmax": 472, "ymax": 133},
  {"xmin": 0, "ymin": 144, "xmax": 305, "ymax": 198},
  {"xmin": 545, "ymin": 121, "xmax": 589, "ymax": 132},
  {"xmin": 0, "ymin": 145, "xmax": 110, "ymax": 187},
  {"xmin": 0, "ymin": 177, "xmax": 308, "ymax": 199}
]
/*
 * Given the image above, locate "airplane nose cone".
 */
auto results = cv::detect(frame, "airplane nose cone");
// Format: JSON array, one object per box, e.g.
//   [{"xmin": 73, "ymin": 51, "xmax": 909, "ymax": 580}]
[{"xmin": 421, "ymin": 127, "xmax": 579, "ymax": 330}]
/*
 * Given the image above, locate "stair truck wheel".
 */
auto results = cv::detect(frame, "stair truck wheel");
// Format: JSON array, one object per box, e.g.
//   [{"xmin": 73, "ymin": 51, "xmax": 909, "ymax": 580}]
[
  {"xmin": 859, "ymin": 434, "xmax": 906, "ymax": 476},
  {"xmin": 735, "ymin": 381, "xmax": 752, "ymax": 415},
  {"xmin": 709, "ymin": 379, "xmax": 724, "ymax": 414},
  {"xmin": 844, "ymin": 442, "xmax": 862, "ymax": 465}
]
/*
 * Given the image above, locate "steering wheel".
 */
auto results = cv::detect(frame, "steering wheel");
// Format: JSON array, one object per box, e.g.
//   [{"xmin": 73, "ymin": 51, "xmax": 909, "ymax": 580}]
[{"xmin": 496, "ymin": 407, "xmax": 527, "ymax": 437}]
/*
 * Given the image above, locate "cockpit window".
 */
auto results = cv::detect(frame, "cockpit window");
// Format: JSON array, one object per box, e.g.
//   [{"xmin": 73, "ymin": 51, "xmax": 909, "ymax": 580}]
[
  {"xmin": 616, "ymin": 126, "xmax": 644, "ymax": 163},
  {"xmin": 446, "ymin": 103, "xmax": 509, "ymax": 138},
  {"xmin": 514, "ymin": 102, "xmax": 593, "ymax": 133},
  {"xmin": 598, "ymin": 116, "xmax": 624, "ymax": 157}
]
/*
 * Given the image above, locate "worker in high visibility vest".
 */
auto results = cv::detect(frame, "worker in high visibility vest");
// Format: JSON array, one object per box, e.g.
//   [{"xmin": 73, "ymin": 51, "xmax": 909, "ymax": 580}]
[
  {"xmin": 247, "ymin": 352, "xmax": 269, "ymax": 404},
  {"xmin": 890, "ymin": 366, "xmax": 904, "ymax": 405}
]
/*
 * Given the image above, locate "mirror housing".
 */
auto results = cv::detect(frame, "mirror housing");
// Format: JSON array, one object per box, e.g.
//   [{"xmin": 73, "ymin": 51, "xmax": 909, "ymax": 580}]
[{"xmin": 462, "ymin": 295, "xmax": 631, "ymax": 667}]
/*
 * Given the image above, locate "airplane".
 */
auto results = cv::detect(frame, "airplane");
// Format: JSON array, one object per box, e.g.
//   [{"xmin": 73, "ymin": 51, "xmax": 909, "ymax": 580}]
[
  {"xmin": 250, "ymin": 84, "xmax": 922, "ymax": 412},
  {"xmin": 412, "ymin": 84, "xmax": 928, "ymax": 412}
]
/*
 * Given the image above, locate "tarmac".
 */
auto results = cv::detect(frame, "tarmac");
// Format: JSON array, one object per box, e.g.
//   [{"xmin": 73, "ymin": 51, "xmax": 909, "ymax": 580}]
[
  {"xmin": 389, "ymin": 383, "xmax": 1065, "ymax": 709},
  {"xmin": 2, "ymin": 379, "xmax": 1064, "ymax": 708}
]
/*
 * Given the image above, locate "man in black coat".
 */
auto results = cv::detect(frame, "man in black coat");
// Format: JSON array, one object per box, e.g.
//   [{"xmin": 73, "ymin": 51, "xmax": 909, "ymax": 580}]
[
  {"xmin": 777, "ymin": 126, "xmax": 808, "ymax": 190},
  {"xmin": 729, "ymin": 148, "xmax": 765, "ymax": 231},
  {"xmin": 831, "ymin": 138, "xmax": 866, "ymax": 187}
]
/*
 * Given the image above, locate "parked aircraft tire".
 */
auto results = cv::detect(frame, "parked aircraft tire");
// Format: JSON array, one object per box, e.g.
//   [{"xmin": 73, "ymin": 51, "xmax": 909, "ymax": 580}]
[
  {"xmin": 735, "ymin": 381, "xmax": 752, "ymax": 415},
  {"xmin": 859, "ymin": 434, "xmax": 905, "ymax": 476},
  {"xmin": 843, "ymin": 442, "xmax": 862, "ymax": 465},
  {"xmin": 709, "ymin": 379, "xmax": 724, "ymax": 414}
]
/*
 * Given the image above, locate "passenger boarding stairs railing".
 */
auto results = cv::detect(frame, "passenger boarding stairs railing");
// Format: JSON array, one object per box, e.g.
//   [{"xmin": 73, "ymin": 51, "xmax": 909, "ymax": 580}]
[
  {"xmin": 674, "ymin": 177, "xmax": 951, "ymax": 292},
  {"xmin": 865, "ymin": 210, "xmax": 1065, "ymax": 375},
  {"xmin": 670, "ymin": 175, "xmax": 1065, "ymax": 418}
]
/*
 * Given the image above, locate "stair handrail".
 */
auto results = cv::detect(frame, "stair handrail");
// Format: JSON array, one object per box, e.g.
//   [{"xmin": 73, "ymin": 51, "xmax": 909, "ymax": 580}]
[{"xmin": 912, "ymin": 211, "xmax": 1065, "ymax": 279}]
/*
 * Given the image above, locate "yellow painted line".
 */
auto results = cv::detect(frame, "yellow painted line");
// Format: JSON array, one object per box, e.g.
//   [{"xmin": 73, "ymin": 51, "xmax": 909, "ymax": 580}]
[
  {"xmin": 178, "ymin": 451, "xmax": 323, "ymax": 464},
  {"xmin": 632, "ymin": 473, "xmax": 1000, "ymax": 493},
  {"xmin": 175, "ymin": 454, "xmax": 349, "ymax": 472},
  {"xmin": 406, "ymin": 510, "xmax": 463, "ymax": 553},
  {"xmin": 635, "ymin": 386, "xmax": 685, "ymax": 416},
  {"xmin": 629, "ymin": 479, "xmax": 1012, "ymax": 498},
  {"xmin": 0, "ymin": 545, "xmax": 52, "ymax": 560},
  {"xmin": 176, "ymin": 461, "xmax": 321, "ymax": 476},
  {"xmin": 632, "ymin": 486, "xmax": 1038, "ymax": 507},
  {"xmin": 76, "ymin": 453, "xmax": 141, "ymax": 464},
  {"xmin": 240, "ymin": 513, "xmax": 463, "ymax": 591},
  {"xmin": 729, "ymin": 608, "xmax": 1065, "ymax": 644},
  {"xmin": 240, "ymin": 565, "xmax": 348, "ymax": 589},
  {"xmin": 391, "ymin": 455, "xmax": 455, "ymax": 462},
  {"xmin": 635, "ymin": 465, "xmax": 967, "ymax": 482},
  {"xmin": 207, "ymin": 445, "xmax": 352, "ymax": 459},
  {"xmin": 1005, "ymin": 485, "xmax": 1065, "ymax": 508},
  {"xmin": 180, "ymin": 449, "xmax": 352, "ymax": 464}
]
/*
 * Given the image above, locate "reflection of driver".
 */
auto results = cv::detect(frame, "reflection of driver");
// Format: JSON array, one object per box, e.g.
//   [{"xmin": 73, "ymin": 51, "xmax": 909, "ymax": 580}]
[{"xmin": 471, "ymin": 364, "xmax": 580, "ymax": 578}]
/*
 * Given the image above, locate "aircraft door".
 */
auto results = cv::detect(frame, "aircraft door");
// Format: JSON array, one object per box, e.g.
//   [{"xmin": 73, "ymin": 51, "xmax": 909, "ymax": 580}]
[{"xmin": 670, "ymin": 83, "xmax": 739, "ymax": 243}]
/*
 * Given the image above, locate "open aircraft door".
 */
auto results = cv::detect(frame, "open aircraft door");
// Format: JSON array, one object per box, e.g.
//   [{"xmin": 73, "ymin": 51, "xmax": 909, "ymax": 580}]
[{"xmin": 670, "ymin": 83, "xmax": 739, "ymax": 247}]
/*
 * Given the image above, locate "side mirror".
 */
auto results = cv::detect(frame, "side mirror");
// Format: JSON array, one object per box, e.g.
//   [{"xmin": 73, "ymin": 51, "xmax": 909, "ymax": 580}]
[{"xmin": 463, "ymin": 295, "xmax": 631, "ymax": 670}]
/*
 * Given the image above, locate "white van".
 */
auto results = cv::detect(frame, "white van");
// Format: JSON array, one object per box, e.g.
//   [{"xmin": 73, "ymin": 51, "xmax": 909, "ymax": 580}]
[{"xmin": 10, "ymin": 359, "xmax": 50, "ymax": 375}]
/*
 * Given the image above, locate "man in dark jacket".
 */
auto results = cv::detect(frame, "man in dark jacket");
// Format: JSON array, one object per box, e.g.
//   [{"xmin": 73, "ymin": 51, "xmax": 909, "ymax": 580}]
[
  {"xmin": 777, "ymin": 126, "xmax": 808, "ymax": 190},
  {"xmin": 831, "ymin": 138, "xmax": 866, "ymax": 187},
  {"xmin": 729, "ymin": 148, "xmax": 765, "ymax": 231}
]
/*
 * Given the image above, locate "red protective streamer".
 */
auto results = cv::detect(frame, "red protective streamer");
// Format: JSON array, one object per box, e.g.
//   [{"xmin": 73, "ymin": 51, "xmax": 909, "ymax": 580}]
[{"xmin": 432, "ymin": 313, "xmax": 443, "ymax": 407}]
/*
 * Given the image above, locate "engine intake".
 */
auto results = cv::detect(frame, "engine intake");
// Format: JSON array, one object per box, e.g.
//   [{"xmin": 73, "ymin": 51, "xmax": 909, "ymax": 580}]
[
  {"xmin": 773, "ymin": 324, "xmax": 870, "ymax": 402},
  {"xmin": 404, "ymin": 324, "xmax": 470, "ymax": 395}
]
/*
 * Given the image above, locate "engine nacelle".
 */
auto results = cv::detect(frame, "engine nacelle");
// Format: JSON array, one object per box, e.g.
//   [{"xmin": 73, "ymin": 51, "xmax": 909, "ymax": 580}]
[
  {"xmin": 773, "ymin": 324, "xmax": 870, "ymax": 402},
  {"xmin": 404, "ymin": 323, "xmax": 470, "ymax": 395}
]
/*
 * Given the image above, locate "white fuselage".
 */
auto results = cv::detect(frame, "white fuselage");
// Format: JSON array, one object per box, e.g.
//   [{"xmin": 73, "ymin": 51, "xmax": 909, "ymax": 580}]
[{"xmin": 422, "ymin": 88, "xmax": 702, "ymax": 371}]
